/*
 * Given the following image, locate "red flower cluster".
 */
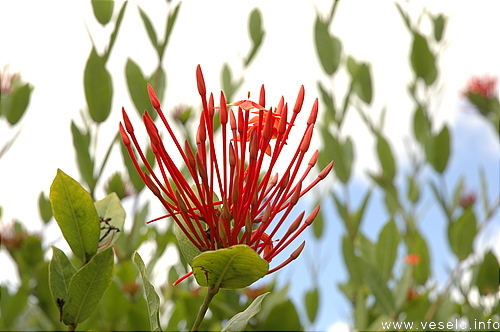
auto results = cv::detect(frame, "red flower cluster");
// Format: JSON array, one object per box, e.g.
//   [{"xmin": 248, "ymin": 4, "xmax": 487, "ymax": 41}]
[
  {"xmin": 462, "ymin": 75, "xmax": 498, "ymax": 99},
  {"xmin": 120, "ymin": 65, "xmax": 332, "ymax": 279}
]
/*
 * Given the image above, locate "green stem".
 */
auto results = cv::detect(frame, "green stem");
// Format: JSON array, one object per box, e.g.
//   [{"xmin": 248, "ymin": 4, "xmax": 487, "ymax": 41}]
[{"xmin": 191, "ymin": 286, "xmax": 219, "ymax": 331}]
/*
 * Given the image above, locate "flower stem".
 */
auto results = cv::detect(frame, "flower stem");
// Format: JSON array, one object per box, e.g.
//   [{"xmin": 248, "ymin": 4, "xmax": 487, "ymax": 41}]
[{"xmin": 191, "ymin": 286, "xmax": 219, "ymax": 331}]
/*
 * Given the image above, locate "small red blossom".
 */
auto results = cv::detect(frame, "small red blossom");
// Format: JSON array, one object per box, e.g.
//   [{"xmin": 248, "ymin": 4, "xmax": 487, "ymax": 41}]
[
  {"xmin": 404, "ymin": 254, "xmax": 421, "ymax": 266},
  {"xmin": 462, "ymin": 75, "xmax": 498, "ymax": 99},
  {"xmin": 459, "ymin": 191, "xmax": 477, "ymax": 208},
  {"xmin": 120, "ymin": 65, "xmax": 333, "ymax": 284}
]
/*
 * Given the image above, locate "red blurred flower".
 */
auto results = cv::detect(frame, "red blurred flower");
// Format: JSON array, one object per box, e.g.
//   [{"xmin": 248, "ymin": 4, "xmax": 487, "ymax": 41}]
[
  {"xmin": 462, "ymin": 75, "xmax": 498, "ymax": 99},
  {"xmin": 120, "ymin": 65, "xmax": 333, "ymax": 282},
  {"xmin": 404, "ymin": 253, "xmax": 421, "ymax": 266},
  {"xmin": 459, "ymin": 191, "xmax": 477, "ymax": 208}
]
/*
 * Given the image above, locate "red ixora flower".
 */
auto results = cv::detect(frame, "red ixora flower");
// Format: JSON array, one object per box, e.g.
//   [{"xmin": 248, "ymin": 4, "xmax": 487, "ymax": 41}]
[
  {"xmin": 120, "ymin": 65, "xmax": 333, "ymax": 283},
  {"xmin": 462, "ymin": 75, "xmax": 498, "ymax": 99}
]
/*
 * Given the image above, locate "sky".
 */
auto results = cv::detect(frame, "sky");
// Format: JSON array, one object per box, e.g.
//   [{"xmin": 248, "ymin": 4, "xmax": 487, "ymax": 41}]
[{"xmin": 1, "ymin": 1, "xmax": 499, "ymax": 331}]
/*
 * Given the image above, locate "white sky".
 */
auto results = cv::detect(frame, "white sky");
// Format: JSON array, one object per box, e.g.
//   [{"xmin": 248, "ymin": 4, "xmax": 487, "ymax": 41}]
[{"xmin": 1, "ymin": 1, "xmax": 499, "ymax": 331}]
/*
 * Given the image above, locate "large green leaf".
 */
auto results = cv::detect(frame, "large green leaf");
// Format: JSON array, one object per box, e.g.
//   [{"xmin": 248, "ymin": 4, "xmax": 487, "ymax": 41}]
[
  {"xmin": 49, "ymin": 246, "xmax": 77, "ymax": 305},
  {"xmin": 410, "ymin": 32, "xmax": 437, "ymax": 85},
  {"xmin": 448, "ymin": 208, "xmax": 477, "ymax": 260},
  {"xmin": 84, "ymin": 48, "xmax": 113, "ymax": 123},
  {"xmin": 192, "ymin": 245, "xmax": 269, "ymax": 289},
  {"xmin": 95, "ymin": 193, "xmax": 126, "ymax": 250},
  {"xmin": 314, "ymin": 17, "xmax": 341, "ymax": 75},
  {"xmin": 134, "ymin": 252, "xmax": 162, "ymax": 332},
  {"xmin": 376, "ymin": 219, "xmax": 399, "ymax": 282},
  {"xmin": 63, "ymin": 248, "xmax": 114, "ymax": 326},
  {"xmin": 222, "ymin": 292, "xmax": 269, "ymax": 332},
  {"xmin": 49, "ymin": 169, "xmax": 100, "ymax": 263}
]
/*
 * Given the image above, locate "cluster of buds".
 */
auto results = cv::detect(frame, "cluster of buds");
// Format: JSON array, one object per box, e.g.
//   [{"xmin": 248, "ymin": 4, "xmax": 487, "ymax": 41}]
[{"xmin": 120, "ymin": 65, "xmax": 333, "ymax": 281}]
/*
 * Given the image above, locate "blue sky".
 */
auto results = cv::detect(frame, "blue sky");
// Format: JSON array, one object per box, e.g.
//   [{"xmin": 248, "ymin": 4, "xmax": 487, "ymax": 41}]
[{"xmin": 1, "ymin": 1, "xmax": 499, "ymax": 331}]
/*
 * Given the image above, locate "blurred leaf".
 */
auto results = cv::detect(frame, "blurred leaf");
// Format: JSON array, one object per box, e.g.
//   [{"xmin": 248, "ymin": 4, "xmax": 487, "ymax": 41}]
[
  {"xmin": 425, "ymin": 125, "xmax": 450, "ymax": 173},
  {"xmin": 354, "ymin": 290, "xmax": 367, "ymax": 331},
  {"xmin": 245, "ymin": 8, "xmax": 265, "ymax": 66},
  {"xmin": 121, "ymin": 143, "xmax": 145, "ymax": 192},
  {"xmin": 376, "ymin": 219, "xmax": 399, "ymax": 282},
  {"xmin": 222, "ymin": 63, "xmax": 243, "ymax": 103},
  {"xmin": 192, "ymin": 245, "xmax": 269, "ymax": 289},
  {"xmin": 325, "ymin": 134, "xmax": 354, "ymax": 184},
  {"xmin": 451, "ymin": 176, "xmax": 465, "ymax": 208},
  {"xmin": 407, "ymin": 176, "xmax": 420, "ymax": 203},
  {"xmin": 63, "ymin": 248, "xmax": 114, "ymax": 326},
  {"xmin": 412, "ymin": 105, "xmax": 430, "ymax": 145},
  {"xmin": 333, "ymin": 194, "xmax": 350, "ymax": 237},
  {"xmin": 49, "ymin": 169, "xmax": 100, "ymax": 263},
  {"xmin": 352, "ymin": 189, "xmax": 372, "ymax": 235},
  {"xmin": 134, "ymin": 252, "xmax": 162, "ymax": 332},
  {"xmin": 317, "ymin": 81, "xmax": 336, "ymax": 124},
  {"xmin": 150, "ymin": 66, "xmax": 166, "ymax": 108},
  {"xmin": 432, "ymin": 14, "xmax": 445, "ymax": 42},
  {"xmin": 138, "ymin": 7, "xmax": 158, "ymax": 49},
  {"xmin": 376, "ymin": 134, "xmax": 396, "ymax": 180},
  {"xmin": 95, "ymin": 193, "xmax": 126, "ymax": 250},
  {"xmin": 476, "ymin": 251, "xmax": 500, "ymax": 295},
  {"xmin": 314, "ymin": 17, "xmax": 342, "ymax": 76},
  {"xmin": 160, "ymin": 2, "xmax": 181, "ymax": 60},
  {"xmin": 91, "ymin": 0, "xmax": 114, "ymax": 25},
  {"xmin": 358, "ymin": 234, "xmax": 377, "ymax": 267},
  {"xmin": 406, "ymin": 232, "xmax": 431, "ymax": 285},
  {"xmin": 105, "ymin": 172, "xmax": 127, "ymax": 199},
  {"xmin": 410, "ymin": 32, "xmax": 437, "ymax": 85},
  {"xmin": 38, "ymin": 191, "xmax": 53, "ymax": 223},
  {"xmin": 105, "ymin": 2, "xmax": 128, "ymax": 62},
  {"xmin": 49, "ymin": 246, "xmax": 77, "ymax": 303},
  {"xmin": 2, "ymin": 82, "xmax": 33, "ymax": 125},
  {"xmin": 395, "ymin": 2, "xmax": 412, "ymax": 32},
  {"xmin": 174, "ymin": 219, "xmax": 203, "ymax": 266},
  {"xmin": 312, "ymin": 203, "xmax": 324, "ymax": 239},
  {"xmin": 260, "ymin": 300, "xmax": 302, "ymax": 331},
  {"xmin": 71, "ymin": 121, "xmax": 96, "ymax": 192},
  {"xmin": 84, "ymin": 48, "xmax": 113, "ymax": 123},
  {"xmin": 126, "ymin": 58, "xmax": 151, "ymax": 116},
  {"xmin": 394, "ymin": 264, "xmax": 413, "ymax": 312},
  {"xmin": 222, "ymin": 292, "xmax": 269, "ymax": 332},
  {"xmin": 360, "ymin": 258, "xmax": 396, "ymax": 317},
  {"xmin": 304, "ymin": 288, "xmax": 319, "ymax": 323},
  {"xmin": 0, "ymin": 285, "xmax": 30, "ymax": 328},
  {"xmin": 342, "ymin": 235, "xmax": 363, "ymax": 287},
  {"xmin": 448, "ymin": 208, "xmax": 477, "ymax": 260},
  {"xmin": 347, "ymin": 57, "xmax": 372, "ymax": 104}
]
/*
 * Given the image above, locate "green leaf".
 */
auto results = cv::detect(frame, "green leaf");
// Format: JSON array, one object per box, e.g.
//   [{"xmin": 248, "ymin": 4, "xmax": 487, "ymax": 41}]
[
  {"xmin": 192, "ymin": 245, "xmax": 269, "ymax": 289},
  {"xmin": 348, "ymin": 57, "xmax": 372, "ymax": 104},
  {"xmin": 406, "ymin": 231, "xmax": 431, "ymax": 285},
  {"xmin": 476, "ymin": 251, "xmax": 500, "ymax": 295},
  {"xmin": 105, "ymin": 1, "xmax": 128, "ymax": 63},
  {"xmin": 138, "ymin": 7, "xmax": 158, "ymax": 49},
  {"xmin": 222, "ymin": 292, "xmax": 269, "ymax": 332},
  {"xmin": 395, "ymin": 2, "xmax": 412, "ymax": 32},
  {"xmin": 62, "ymin": 248, "xmax": 114, "ymax": 326},
  {"xmin": 149, "ymin": 66, "xmax": 166, "ymax": 110},
  {"xmin": 407, "ymin": 176, "xmax": 420, "ymax": 203},
  {"xmin": 304, "ymin": 288, "xmax": 319, "ymax": 323},
  {"xmin": 174, "ymin": 221, "xmax": 203, "ymax": 266},
  {"xmin": 105, "ymin": 172, "xmax": 127, "ymax": 199},
  {"xmin": 159, "ymin": 2, "xmax": 181, "ymax": 59},
  {"xmin": 394, "ymin": 264, "xmax": 413, "ymax": 312},
  {"xmin": 126, "ymin": 58, "xmax": 151, "ymax": 116},
  {"xmin": 410, "ymin": 32, "xmax": 437, "ymax": 85},
  {"xmin": 49, "ymin": 246, "xmax": 77, "ymax": 303},
  {"xmin": 360, "ymin": 258, "xmax": 396, "ymax": 317},
  {"xmin": 312, "ymin": 203, "xmax": 324, "ymax": 239},
  {"xmin": 376, "ymin": 219, "xmax": 400, "ymax": 282},
  {"xmin": 245, "ymin": 8, "xmax": 265, "ymax": 66},
  {"xmin": 121, "ymin": 143, "xmax": 145, "ymax": 192},
  {"xmin": 71, "ymin": 121, "xmax": 96, "ymax": 192},
  {"xmin": 317, "ymin": 81, "xmax": 336, "ymax": 124},
  {"xmin": 260, "ymin": 300, "xmax": 302, "ymax": 331},
  {"xmin": 38, "ymin": 191, "xmax": 53, "ymax": 223},
  {"xmin": 314, "ymin": 17, "xmax": 342, "ymax": 75},
  {"xmin": 342, "ymin": 235, "xmax": 363, "ymax": 287},
  {"xmin": 222, "ymin": 63, "xmax": 235, "ymax": 103},
  {"xmin": 433, "ymin": 14, "xmax": 445, "ymax": 42},
  {"xmin": 425, "ymin": 125, "xmax": 450, "ymax": 173},
  {"xmin": 376, "ymin": 134, "xmax": 396, "ymax": 180},
  {"xmin": 448, "ymin": 208, "xmax": 477, "ymax": 260},
  {"xmin": 91, "ymin": 0, "xmax": 114, "ymax": 25},
  {"xmin": 49, "ymin": 169, "xmax": 100, "ymax": 263},
  {"xmin": 84, "ymin": 48, "xmax": 113, "ymax": 123},
  {"xmin": 3, "ymin": 82, "xmax": 33, "ymax": 125},
  {"xmin": 412, "ymin": 105, "xmax": 430, "ymax": 145},
  {"xmin": 134, "ymin": 252, "xmax": 162, "ymax": 332},
  {"xmin": 95, "ymin": 193, "xmax": 126, "ymax": 250}
]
